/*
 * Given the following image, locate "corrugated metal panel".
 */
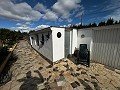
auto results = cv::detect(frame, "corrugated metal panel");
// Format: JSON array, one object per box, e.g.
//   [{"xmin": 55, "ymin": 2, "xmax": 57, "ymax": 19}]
[
  {"xmin": 112, "ymin": 28, "xmax": 117, "ymax": 68},
  {"xmin": 116, "ymin": 29, "xmax": 120, "ymax": 69},
  {"xmin": 101, "ymin": 29, "xmax": 106, "ymax": 64},
  {"xmin": 92, "ymin": 31, "xmax": 97, "ymax": 62},
  {"xmin": 99, "ymin": 30, "xmax": 102, "ymax": 63},
  {"xmin": 92, "ymin": 28, "xmax": 120, "ymax": 69}
]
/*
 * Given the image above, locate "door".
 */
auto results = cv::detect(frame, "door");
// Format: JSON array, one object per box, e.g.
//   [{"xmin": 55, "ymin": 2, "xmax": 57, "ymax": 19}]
[{"xmin": 65, "ymin": 30, "xmax": 70, "ymax": 58}]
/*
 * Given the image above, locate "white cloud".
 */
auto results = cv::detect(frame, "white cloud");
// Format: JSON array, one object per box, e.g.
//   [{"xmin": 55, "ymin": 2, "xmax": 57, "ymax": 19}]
[
  {"xmin": 76, "ymin": 9, "xmax": 84, "ymax": 17},
  {"xmin": 16, "ymin": 23, "xmax": 21, "ymax": 26},
  {"xmin": 67, "ymin": 18, "xmax": 72, "ymax": 23},
  {"xmin": 34, "ymin": 3, "xmax": 58, "ymax": 21},
  {"xmin": 60, "ymin": 25, "xmax": 67, "ymax": 27},
  {"xmin": 11, "ymin": 27, "xmax": 15, "ymax": 29},
  {"xmin": 35, "ymin": 24, "xmax": 50, "ymax": 30},
  {"xmin": 60, "ymin": 24, "xmax": 72, "ymax": 27},
  {"xmin": 105, "ymin": 9, "xmax": 120, "ymax": 20},
  {"xmin": 102, "ymin": 0, "xmax": 120, "ymax": 11},
  {"xmin": 25, "ymin": 22, "xmax": 31, "ymax": 25},
  {"xmin": 0, "ymin": 0, "xmax": 42, "ymax": 21},
  {"xmin": 34, "ymin": 0, "xmax": 83, "ymax": 22},
  {"xmin": 104, "ymin": 0, "xmax": 120, "ymax": 20},
  {"xmin": 75, "ymin": 22, "xmax": 81, "ymax": 26},
  {"xmin": 43, "ymin": 9, "xmax": 58, "ymax": 21},
  {"xmin": 14, "ymin": 22, "xmax": 33, "ymax": 32},
  {"xmin": 52, "ymin": 0, "xmax": 83, "ymax": 19},
  {"xmin": 34, "ymin": 3, "xmax": 47, "ymax": 12},
  {"xmin": 67, "ymin": 24, "xmax": 72, "ymax": 27},
  {"xmin": 0, "ymin": 0, "xmax": 84, "ymax": 22}
]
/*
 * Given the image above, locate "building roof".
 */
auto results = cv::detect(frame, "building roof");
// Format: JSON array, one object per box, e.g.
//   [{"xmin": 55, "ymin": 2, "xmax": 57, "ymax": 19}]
[
  {"xmin": 29, "ymin": 27, "xmax": 51, "ymax": 35},
  {"xmin": 29, "ymin": 26, "xmax": 74, "ymax": 35}
]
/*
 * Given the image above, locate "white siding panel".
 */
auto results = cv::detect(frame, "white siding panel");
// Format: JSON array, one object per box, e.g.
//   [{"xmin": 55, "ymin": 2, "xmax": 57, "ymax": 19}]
[
  {"xmin": 72, "ymin": 29, "xmax": 77, "ymax": 54},
  {"xmin": 51, "ymin": 27, "xmax": 65, "ymax": 62}
]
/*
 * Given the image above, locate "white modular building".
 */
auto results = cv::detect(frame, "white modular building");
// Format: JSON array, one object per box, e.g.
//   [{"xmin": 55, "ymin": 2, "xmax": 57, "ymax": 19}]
[
  {"xmin": 29, "ymin": 27, "xmax": 77, "ymax": 62},
  {"xmin": 30, "ymin": 24, "xmax": 120, "ymax": 69}
]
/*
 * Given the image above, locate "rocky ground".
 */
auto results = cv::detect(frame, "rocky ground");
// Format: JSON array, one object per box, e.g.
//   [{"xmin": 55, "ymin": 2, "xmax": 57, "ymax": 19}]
[{"xmin": 0, "ymin": 40, "xmax": 120, "ymax": 90}]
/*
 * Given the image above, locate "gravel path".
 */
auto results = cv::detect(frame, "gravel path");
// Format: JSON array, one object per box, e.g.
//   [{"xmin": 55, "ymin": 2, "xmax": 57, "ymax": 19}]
[{"xmin": 0, "ymin": 40, "xmax": 120, "ymax": 90}]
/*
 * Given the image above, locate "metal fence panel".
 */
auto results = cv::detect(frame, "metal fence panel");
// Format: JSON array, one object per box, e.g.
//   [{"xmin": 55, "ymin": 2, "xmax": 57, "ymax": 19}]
[{"xmin": 92, "ymin": 28, "xmax": 120, "ymax": 69}]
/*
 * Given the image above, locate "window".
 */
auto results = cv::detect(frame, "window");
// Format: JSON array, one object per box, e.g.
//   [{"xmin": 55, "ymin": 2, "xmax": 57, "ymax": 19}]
[
  {"xmin": 41, "ymin": 34, "xmax": 44, "ymax": 45},
  {"xmin": 46, "ymin": 32, "xmax": 50, "ymax": 40},
  {"xmin": 36, "ymin": 34, "xmax": 39, "ymax": 46},
  {"xmin": 31, "ymin": 37, "xmax": 34, "ymax": 39},
  {"xmin": 57, "ymin": 32, "xmax": 62, "ymax": 38}
]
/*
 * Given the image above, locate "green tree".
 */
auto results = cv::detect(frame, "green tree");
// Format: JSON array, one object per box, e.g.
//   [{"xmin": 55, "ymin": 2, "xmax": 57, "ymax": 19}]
[
  {"xmin": 88, "ymin": 23, "xmax": 92, "ymax": 27},
  {"xmin": 98, "ymin": 21, "xmax": 106, "ymax": 26},
  {"xmin": 114, "ymin": 21, "xmax": 119, "ymax": 24},
  {"xmin": 106, "ymin": 18, "xmax": 114, "ymax": 25},
  {"xmin": 91, "ymin": 23, "xmax": 97, "ymax": 27},
  {"xmin": 29, "ymin": 30, "xmax": 35, "ymax": 34}
]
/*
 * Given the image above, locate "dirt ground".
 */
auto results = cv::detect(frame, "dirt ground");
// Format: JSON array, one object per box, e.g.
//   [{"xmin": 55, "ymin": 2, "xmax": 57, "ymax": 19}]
[{"xmin": 0, "ymin": 40, "xmax": 120, "ymax": 90}]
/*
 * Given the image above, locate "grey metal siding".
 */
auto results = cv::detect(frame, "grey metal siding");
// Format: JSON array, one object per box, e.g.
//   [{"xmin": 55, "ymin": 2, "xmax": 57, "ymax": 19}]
[{"xmin": 92, "ymin": 28, "xmax": 120, "ymax": 69}]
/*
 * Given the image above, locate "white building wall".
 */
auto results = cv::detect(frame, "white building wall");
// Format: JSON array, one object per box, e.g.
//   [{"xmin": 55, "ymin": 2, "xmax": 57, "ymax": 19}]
[
  {"xmin": 51, "ymin": 27, "xmax": 65, "ymax": 62},
  {"xmin": 69, "ymin": 31, "xmax": 72, "ymax": 54},
  {"xmin": 29, "ymin": 36, "xmax": 33, "ymax": 45},
  {"xmin": 77, "ymin": 29, "xmax": 93, "ymax": 60},
  {"xmin": 77, "ymin": 29, "xmax": 93, "ymax": 51},
  {"xmin": 30, "ymin": 31, "xmax": 53, "ymax": 61},
  {"xmin": 30, "ymin": 35, "xmax": 37, "ymax": 48},
  {"xmin": 71, "ymin": 29, "xmax": 77, "ymax": 54}
]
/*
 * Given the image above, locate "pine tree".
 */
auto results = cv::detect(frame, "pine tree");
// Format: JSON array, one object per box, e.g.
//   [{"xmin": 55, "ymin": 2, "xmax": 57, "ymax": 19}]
[
  {"xmin": 106, "ymin": 18, "xmax": 114, "ymax": 25},
  {"xmin": 114, "ymin": 21, "xmax": 118, "ymax": 24},
  {"xmin": 98, "ymin": 21, "xmax": 106, "ymax": 26},
  {"xmin": 91, "ymin": 23, "xmax": 97, "ymax": 27}
]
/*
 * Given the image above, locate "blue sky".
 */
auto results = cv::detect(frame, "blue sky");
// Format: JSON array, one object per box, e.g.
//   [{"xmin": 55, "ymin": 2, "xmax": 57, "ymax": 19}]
[{"xmin": 0, "ymin": 0, "xmax": 120, "ymax": 32}]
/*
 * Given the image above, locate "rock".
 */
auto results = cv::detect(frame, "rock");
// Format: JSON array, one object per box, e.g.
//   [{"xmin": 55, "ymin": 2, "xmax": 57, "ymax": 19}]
[
  {"xmin": 71, "ymin": 82, "xmax": 78, "ymax": 88},
  {"xmin": 95, "ymin": 74, "xmax": 99, "ymax": 76},
  {"xmin": 53, "ymin": 67, "xmax": 58, "ymax": 71},
  {"xmin": 49, "ymin": 82, "xmax": 58, "ymax": 87},
  {"xmin": 16, "ymin": 74, "xmax": 26, "ymax": 80},
  {"xmin": 78, "ymin": 79, "xmax": 93, "ymax": 90},
  {"xmin": 38, "ymin": 67, "xmax": 43, "ymax": 70},
  {"xmin": 57, "ymin": 81, "xmax": 66, "ymax": 86},
  {"xmin": 81, "ymin": 71, "xmax": 87, "ymax": 74},
  {"xmin": 74, "ymin": 81, "xmax": 80, "ymax": 86},
  {"xmin": 11, "ymin": 84, "xmax": 21, "ymax": 90},
  {"xmin": 58, "ymin": 75, "xmax": 65, "ymax": 81},
  {"xmin": 91, "ymin": 81, "xmax": 101, "ymax": 90},
  {"xmin": 90, "ymin": 75, "xmax": 96, "ymax": 79},
  {"xmin": 37, "ymin": 83, "xmax": 45, "ymax": 90},
  {"xmin": 115, "ymin": 69, "xmax": 120, "ymax": 74},
  {"xmin": 46, "ymin": 65, "xmax": 52, "ymax": 68},
  {"xmin": 76, "ymin": 67, "xmax": 81, "ymax": 71}
]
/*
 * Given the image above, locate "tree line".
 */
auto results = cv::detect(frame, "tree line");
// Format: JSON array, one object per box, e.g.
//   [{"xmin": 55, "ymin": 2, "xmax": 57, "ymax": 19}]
[
  {"xmin": 0, "ymin": 28, "xmax": 29, "ymax": 64},
  {"xmin": 0, "ymin": 28, "xmax": 28, "ymax": 47},
  {"xmin": 70, "ymin": 18, "xmax": 120, "ymax": 29}
]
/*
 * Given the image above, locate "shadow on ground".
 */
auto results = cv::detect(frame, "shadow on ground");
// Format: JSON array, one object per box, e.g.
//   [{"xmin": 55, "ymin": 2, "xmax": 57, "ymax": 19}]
[
  {"xmin": 0, "ymin": 53, "xmax": 18, "ymax": 85},
  {"xmin": 17, "ymin": 70, "xmax": 44, "ymax": 90}
]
